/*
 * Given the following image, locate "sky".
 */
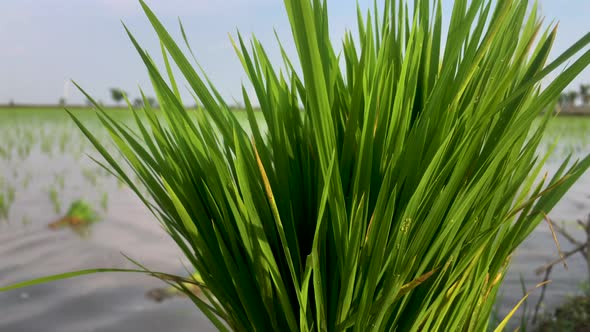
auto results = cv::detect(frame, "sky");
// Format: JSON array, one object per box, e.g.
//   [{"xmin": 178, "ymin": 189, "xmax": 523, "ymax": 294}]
[{"xmin": 0, "ymin": 0, "xmax": 589, "ymax": 106}]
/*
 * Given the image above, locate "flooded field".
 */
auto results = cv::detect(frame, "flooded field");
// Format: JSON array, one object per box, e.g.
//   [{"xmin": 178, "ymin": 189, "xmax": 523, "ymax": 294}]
[{"xmin": 0, "ymin": 108, "xmax": 589, "ymax": 331}]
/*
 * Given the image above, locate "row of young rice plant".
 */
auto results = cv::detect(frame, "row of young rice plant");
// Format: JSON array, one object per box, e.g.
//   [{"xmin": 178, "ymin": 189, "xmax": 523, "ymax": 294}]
[
  {"xmin": 3, "ymin": 0, "xmax": 590, "ymax": 331},
  {"xmin": 0, "ymin": 108, "xmax": 133, "ymax": 226},
  {"xmin": 538, "ymin": 116, "xmax": 590, "ymax": 162},
  {"xmin": 0, "ymin": 107, "xmax": 135, "ymax": 162},
  {"xmin": 0, "ymin": 176, "xmax": 15, "ymax": 221}
]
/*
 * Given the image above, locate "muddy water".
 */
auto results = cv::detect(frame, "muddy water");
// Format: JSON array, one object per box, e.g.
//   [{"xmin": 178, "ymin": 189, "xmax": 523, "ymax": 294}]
[
  {"xmin": 0, "ymin": 111, "xmax": 589, "ymax": 331},
  {"xmin": 495, "ymin": 172, "xmax": 590, "ymax": 328},
  {"xmin": 0, "ymin": 111, "xmax": 217, "ymax": 331}
]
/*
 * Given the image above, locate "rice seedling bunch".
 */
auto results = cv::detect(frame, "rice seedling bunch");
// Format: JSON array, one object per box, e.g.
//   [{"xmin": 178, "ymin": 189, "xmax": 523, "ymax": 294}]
[
  {"xmin": 75, "ymin": 0, "xmax": 590, "ymax": 330},
  {"xmin": 46, "ymin": 200, "xmax": 100, "ymax": 238},
  {"xmin": 64, "ymin": 199, "xmax": 100, "ymax": 223},
  {"xmin": 4, "ymin": 0, "xmax": 590, "ymax": 331}
]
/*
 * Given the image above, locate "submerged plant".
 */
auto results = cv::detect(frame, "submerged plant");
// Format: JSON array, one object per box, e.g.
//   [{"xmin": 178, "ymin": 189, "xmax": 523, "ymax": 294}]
[{"xmin": 3, "ymin": 0, "xmax": 590, "ymax": 331}]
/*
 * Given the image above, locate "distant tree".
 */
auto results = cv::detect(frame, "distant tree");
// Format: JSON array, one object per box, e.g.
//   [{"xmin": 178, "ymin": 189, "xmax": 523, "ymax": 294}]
[
  {"xmin": 110, "ymin": 88, "xmax": 125, "ymax": 106},
  {"xmin": 146, "ymin": 97, "xmax": 158, "ymax": 109},
  {"xmin": 558, "ymin": 93, "xmax": 568, "ymax": 108},
  {"xmin": 8, "ymin": 99, "xmax": 14, "ymax": 107},
  {"xmin": 566, "ymin": 91, "xmax": 578, "ymax": 107},
  {"xmin": 85, "ymin": 99, "xmax": 93, "ymax": 107},
  {"xmin": 580, "ymin": 84, "xmax": 590, "ymax": 105},
  {"xmin": 133, "ymin": 98, "xmax": 144, "ymax": 108},
  {"xmin": 58, "ymin": 98, "xmax": 66, "ymax": 106}
]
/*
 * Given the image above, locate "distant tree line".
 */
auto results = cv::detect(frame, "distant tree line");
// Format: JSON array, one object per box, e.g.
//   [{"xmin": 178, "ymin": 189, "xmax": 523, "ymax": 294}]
[
  {"xmin": 110, "ymin": 88, "xmax": 158, "ymax": 109},
  {"xmin": 559, "ymin": 83, "xmax": 590, "ymax": 108}
]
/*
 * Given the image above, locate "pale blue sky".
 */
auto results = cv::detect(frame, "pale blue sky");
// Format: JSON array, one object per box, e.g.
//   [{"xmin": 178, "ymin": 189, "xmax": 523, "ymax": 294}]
[{"xmin": 0, "ymin": 0, "xmax": 588, "ymax": 105}]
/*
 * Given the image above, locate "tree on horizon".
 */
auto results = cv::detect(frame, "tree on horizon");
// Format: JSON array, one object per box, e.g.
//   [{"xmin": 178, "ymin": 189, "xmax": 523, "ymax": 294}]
[
  {"xmin": 580, "ymin": 84, "xmax": 590, "ymax": 105},
  {"xmin": 109, "ymin": 88, "xmax": 125, "ymax": 106},
  {"xmin": 133, "ymin": 98, "xmax": 143, "ymax": 108},
  {"xmin": 567, "ymin": 90, "xmax": 578, "ymax": 107},
  {"xmin": 145, "ymin": 97, "xmax": 158, "ymax": 109}
]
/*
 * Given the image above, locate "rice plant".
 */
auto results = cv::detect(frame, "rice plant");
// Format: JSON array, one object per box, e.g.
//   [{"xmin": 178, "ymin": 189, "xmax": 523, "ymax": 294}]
[
  {"xmin": 48, "ymin": 200, "xmax": 100, "ymax": 237},
  {"xmin": 48, "ymin": 187, "xmax": 61, "ymax": 214},
  {"xmin": 74, "ymin": 145, "xmax": 84, "ymax": 161},
  {"xmin": 81, "ymin": 167, "xmax": 98, "ymax": 186},
  {"xmin": 22, "ymin": 172, "xmax": 31, "ymax": 190},
  {"xmin": 48, "ymin": 199, "xmax": 100, "ymax": 228},
  {"xmin": 0, "ymin": 193, "xmax": 7, "ymax": 221},
  {"xmin": 40, "ymin": 132, "xmax": 53, "ymax": 156},
  {"xmin": 59, "ymin": 130, "xmax": 69, "ymax": 154},
  {"xmin": 54, "ymin": 172, "xmax": 65, "ymax": 190},
  {"xmin": 100, "ymin": 192, "xmax": 108, "ymax": 211},
  {"xmin": 13, "ymin": 128, "xmax": 34, "ymax": 161},
  {"xmin": 0, "ymin": 185, "xmax": 15, "ymax": 222},
  {"xmin": 6, "ymin": 185, "xmax": 15, "ymax": 205},
  {"xmin": 21, "ymin": 215, "xmax": 31, "ymax": 227},
  {"xmin": 3, "ymin": 0, "xmax": 590, "ymax": 331},
  {"xmin": 0, "ymin": 145, "xmax": 9, "ymax": 160}
]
